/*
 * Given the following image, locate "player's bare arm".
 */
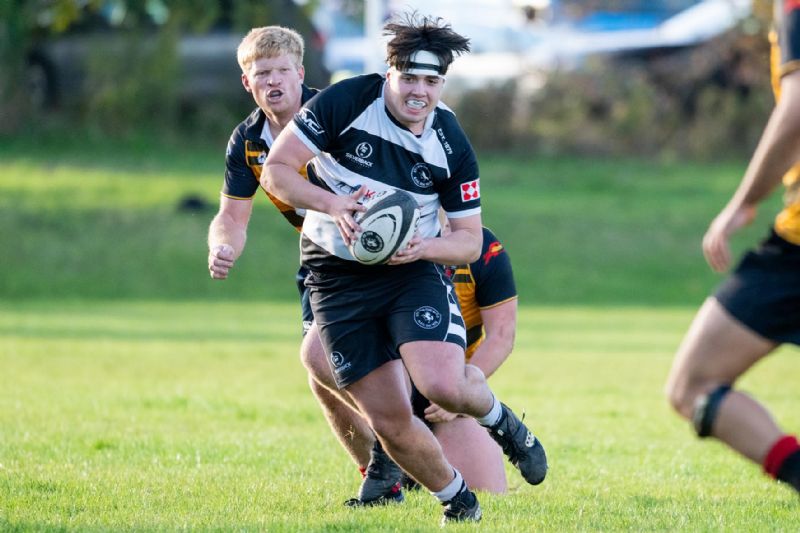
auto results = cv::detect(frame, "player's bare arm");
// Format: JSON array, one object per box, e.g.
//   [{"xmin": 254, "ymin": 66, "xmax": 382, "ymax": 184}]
[
  {"xmin": 703, "ymin": 70, "xmax": 800, "ymax": 272},
  {"xmin": 207, "ymin": 196, "xmax": 253, "ymax": 279},
  {"xmin": 262, "ymin": 131, "xmax": 366, "ymax": 244},
  {"xmin": 391, "ymin": 213, "xmax": 482, "ymax": 265}
]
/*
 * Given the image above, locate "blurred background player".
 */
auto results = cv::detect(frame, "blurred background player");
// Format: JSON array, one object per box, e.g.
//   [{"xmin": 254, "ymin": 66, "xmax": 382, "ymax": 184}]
[
  {"xmin": 665, "ymin": 0, "xmax": 800, "ymax": 495},
  {"xmin": 208, "ymin": 25, "xmax": 316, "ymax": 329}
]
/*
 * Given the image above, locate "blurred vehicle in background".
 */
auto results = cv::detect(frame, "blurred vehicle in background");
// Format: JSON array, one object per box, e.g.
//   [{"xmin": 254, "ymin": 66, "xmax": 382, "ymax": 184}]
[
  {"xmin": 25, "ymin": 0, "xmax": 329, "ymax": 112},
  {"xmin": 312, "ymin": 0, "xmax": 753, "ymax": 96},
  {"xmin": 529, "ymin": 0, "xmax": 754, "ymax": 70}
]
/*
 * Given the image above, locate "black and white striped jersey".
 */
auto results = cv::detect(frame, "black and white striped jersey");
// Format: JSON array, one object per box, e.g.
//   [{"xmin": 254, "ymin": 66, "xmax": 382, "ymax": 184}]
[{"xmin": 287, "ymin": 73, "xmax": 481, "ymax": 267}]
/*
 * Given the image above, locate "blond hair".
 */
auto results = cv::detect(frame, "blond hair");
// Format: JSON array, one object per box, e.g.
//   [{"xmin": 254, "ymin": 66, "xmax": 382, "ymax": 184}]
[{"xmin": 237, "ymin": 26, "xmax": 305, "ymax": 72}]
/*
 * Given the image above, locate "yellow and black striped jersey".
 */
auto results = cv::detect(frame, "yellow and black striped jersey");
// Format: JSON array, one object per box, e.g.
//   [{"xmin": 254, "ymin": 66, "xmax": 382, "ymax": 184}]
[
  {"xmin": 221, "ymin": 85, "xmax": 318, "ymax": 232},
  {"xmin": 444, "ymin": 227, "xmax": 517, "ymax": 361},
  {"xmin": 770, "ymin": 1, "xmax": 800, "ymax": 244}
]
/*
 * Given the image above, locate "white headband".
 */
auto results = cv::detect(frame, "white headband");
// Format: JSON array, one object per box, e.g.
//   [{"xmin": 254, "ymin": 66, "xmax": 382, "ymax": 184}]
[{"xmin": 403, "ymin": 50, "xmax": 446, "ymax": 77}]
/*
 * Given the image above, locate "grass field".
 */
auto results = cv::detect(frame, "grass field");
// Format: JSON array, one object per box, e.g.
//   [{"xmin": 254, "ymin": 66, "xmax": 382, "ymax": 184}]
[
  {"xmin": 1, "ymin": 135, "xmax": 798, "ymax": 530},
  {"xmin": 1, "ymin": 301, "xmax": 798, "ymax": 531}
]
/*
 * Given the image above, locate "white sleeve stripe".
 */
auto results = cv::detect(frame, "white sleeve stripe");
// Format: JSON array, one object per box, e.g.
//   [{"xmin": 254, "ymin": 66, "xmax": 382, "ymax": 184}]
[{"xmin": 443, "ymin": 207, "xmax": 481, "ymax": 219}]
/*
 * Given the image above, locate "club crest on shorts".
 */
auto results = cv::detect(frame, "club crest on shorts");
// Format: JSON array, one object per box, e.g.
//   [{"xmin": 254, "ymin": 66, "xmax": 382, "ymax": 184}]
[
  {"xmin": 330, "ymin": 351, "xmax": 345, "ymax": 367},
  {"xmin": 414, "ymin": 306, "xmax": 442, "ymax": 329}
]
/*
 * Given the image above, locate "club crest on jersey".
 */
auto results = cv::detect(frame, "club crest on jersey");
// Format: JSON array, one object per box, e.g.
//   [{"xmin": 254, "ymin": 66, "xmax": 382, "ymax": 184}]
[
  {"xmin": 461, "ymin": 179, "xmax": 480, "ymax": 202},
  {"xmin": 414, "ymin": 306, "xmax": 442, "ymax": 329},
  {"xmin": 411, "ymin": 163, "xmax": 433, "ymax": 188},
  {"xmin": 299, "ymin": 108, "xmax": 324, "ymax": 136}
]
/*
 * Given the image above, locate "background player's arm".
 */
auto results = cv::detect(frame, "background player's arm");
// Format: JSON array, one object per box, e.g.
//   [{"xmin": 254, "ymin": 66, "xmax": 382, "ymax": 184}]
[
  {"xmin": 469, "ymin": 298, "xmax": 518, "ymax": 379},
  {"xmin": 208, "ymin": 196, "xmax": 253, "ymax": 279},
  {"xmin": 703, "ymin": 70, "xmax": 800, "ymax": 272},
  {"xmin": 262, "ymin": 130, "xmax": 365, "ymax": 244}
]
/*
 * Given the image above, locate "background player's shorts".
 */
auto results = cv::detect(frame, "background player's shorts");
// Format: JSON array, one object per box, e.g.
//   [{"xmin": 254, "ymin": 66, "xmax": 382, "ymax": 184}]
[
  {"xmin": 295, "ymin": 266, "xmax": 313, "ymax": 335},
  {"xmin": 714, "ymin": 229, "xmax": 800, "ymax": 345},
  {"xmin": 306, "ymin": 260, "xmax": 467, "ymax": 389}
]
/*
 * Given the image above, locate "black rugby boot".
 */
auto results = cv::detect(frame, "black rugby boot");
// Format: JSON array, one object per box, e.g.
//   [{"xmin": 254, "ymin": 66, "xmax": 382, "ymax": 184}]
[
  {"xmin": 441, "ymin": 482, "xmax": 482, "ymax": 525},
  {"xmin": 344, "ymin": 441, "xmax": 404, "ymax": 506},
  {"xmin": 486, "ymin": 403, "xmax": 548, "ymax": 485}
]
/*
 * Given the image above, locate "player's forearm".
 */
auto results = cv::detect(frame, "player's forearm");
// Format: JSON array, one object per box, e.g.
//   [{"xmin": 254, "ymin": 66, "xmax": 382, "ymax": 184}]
[
  {"xmin": 421, "ymin": 229, "xmax": 482, "ymax": 265},
  {"xmin": 468, "ymin": 338, "xmax": 513, "ymax": 379},
  {"xmin": 208, "ymin": 214, "xmax": 247, "ymax": 259},
  {"xmin": 731, "ymin": 89, "xmax": 800, "ymax": 209}
]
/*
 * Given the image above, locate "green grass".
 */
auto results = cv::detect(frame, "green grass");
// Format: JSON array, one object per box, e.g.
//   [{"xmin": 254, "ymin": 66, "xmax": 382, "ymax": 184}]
[
  {"xmin": 1, "ymin": 135, "xmax": 797, "ymax": 529},
  {"xmin": 0, "ymin": 135, "xmax": 782, "ymax": 304},
  {"xmin": 1, "ymin": 301, "xmax": 798, "ymax": 531}
]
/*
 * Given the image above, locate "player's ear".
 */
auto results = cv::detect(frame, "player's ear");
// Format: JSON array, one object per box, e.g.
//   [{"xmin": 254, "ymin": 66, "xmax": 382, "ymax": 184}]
[
  {"xmin": 297, "ymin": 65, "xmax": 305, "ymax": 83},
  {"xmin": 241, "ymin": 72, "xmax": 252, "ymax": 93}
]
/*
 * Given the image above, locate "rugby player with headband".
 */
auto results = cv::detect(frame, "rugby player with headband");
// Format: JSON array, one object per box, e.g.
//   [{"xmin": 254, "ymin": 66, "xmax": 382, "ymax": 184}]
[{"xmin": 262, "ymin": 12, "xmax": 548, "ymax": 525}]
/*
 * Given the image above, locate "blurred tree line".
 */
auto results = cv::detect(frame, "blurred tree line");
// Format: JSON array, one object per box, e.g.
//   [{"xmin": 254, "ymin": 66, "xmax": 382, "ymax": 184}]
[
  {"xmin": 0, "ymin": 0, "xmax": 327, "ymax": 139},
  {"xmin": 0, "ymin": 0, "xmax": 777, "ymax": 159},
  {"xmin": 456, "ymin": 0, "xmax": 775, "ymax": 159}
]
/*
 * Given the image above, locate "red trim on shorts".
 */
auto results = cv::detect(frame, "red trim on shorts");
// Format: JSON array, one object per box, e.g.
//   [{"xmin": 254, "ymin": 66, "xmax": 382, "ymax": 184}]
[{"xmin": 763, "ymin": 434, "xmax": 800, "ymax": 477}]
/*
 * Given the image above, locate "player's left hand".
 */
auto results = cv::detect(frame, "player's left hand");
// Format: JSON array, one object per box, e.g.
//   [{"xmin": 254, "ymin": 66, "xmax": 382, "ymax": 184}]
[
  {"xmin": 424, "ymin": 402, "xmax": 459, "ymax": 423},
  {"xmin": 387, "ymin": 233, "xmax": 426, "ymax": 265}
]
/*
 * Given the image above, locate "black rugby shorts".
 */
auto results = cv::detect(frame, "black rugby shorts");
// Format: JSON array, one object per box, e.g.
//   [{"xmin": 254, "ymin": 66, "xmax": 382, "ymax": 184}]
[
  {"xmin": 306, "ymin": 260, "xmax": 467, "ymax": 389},
  {"xmin": 714, "ymin": 229, "xmax": 800, "ymax": 345}
]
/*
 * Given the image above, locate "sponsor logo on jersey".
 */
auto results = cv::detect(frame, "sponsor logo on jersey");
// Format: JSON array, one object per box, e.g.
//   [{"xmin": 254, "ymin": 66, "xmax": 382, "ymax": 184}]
[
  {"xmin": 345, "ymin": 141, "xmax": 374, "ymax": 167},
  {"xmin": 299, "ymin": 108, "xmax": 325, "ymax": 136},
  {"xmin": 414, "ymin": 306, "xmax": 442, "ymax": 329},
  {"xmin": 355, "ymin": 142, "xmax": 373, "ymax": 159},
  {"xmin": 461, "ymin": 179, "xmax": 480, "ymax": 202},
  {"xmin": 345, "ymin": 152, "xmax": 374, "ymax": 168},
  {"xmin": 436, "ymin": 127, "xmax": 453, "ymax": 155},
  {"xmin": 411, "ymin": 163, "xmax": 433, "ymax": 188}
]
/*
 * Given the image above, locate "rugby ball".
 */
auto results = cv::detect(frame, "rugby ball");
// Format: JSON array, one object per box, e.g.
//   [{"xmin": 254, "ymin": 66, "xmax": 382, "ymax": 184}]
[{"xmin": 349, "ymin": 189, "xmax": 420, "ymax": 265}]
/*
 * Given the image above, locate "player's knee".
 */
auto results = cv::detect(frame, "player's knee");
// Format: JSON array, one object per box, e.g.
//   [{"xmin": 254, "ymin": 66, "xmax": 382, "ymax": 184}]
[
  {"xmin": 416, "ymin": 378, "xmax": 463, "ymax": 412},
  {"xmin": 691, "ymin": 384, "xmax": 732, "ymax": 438},
  {"xmin": 367, "ymin": 407, "xmax": 415, "ymax": 443}
]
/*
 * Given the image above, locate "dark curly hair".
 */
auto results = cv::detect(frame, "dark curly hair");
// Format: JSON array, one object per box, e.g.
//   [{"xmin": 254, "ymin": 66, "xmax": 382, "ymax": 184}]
[{"xmin": 383, "ymin": 12, "xmax": 471, "ymax": 75}]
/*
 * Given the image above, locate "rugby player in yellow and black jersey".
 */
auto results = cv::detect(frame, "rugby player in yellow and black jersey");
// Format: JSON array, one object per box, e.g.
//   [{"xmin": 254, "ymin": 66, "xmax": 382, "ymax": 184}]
[
  {"xmin": 208, "ymin": 26, "xmax": 317, "ymax": 329},
  {"xmin": 665, "ymin": 0, "xmax": 800, "ymax": 495}
]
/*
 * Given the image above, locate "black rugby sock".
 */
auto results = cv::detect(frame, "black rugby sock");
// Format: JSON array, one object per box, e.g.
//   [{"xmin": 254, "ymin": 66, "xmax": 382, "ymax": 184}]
[{"xmin": 776, "ymin": 450, "xmax": 800, "ymax": 493}]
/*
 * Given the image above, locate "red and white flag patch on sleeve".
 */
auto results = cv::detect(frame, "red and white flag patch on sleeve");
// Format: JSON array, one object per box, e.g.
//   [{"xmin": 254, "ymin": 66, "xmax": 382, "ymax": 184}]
[{"xmin": 461, "ymin": 179, "xmax": 480, "ymax": 202}]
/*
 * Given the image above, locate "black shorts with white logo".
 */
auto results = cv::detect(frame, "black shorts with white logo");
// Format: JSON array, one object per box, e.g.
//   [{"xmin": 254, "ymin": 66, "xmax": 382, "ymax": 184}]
[
  {"xmin": 714, "ymin": 229, "xmax": 800, "ymax": 345},
  {"xmin": 295, "ymin": 266, "xmax": 313, "ymax": 336},
  {"xmin": 305, "ymin": 260, "xmax": 467, "ymax": 389}
]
